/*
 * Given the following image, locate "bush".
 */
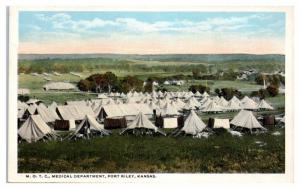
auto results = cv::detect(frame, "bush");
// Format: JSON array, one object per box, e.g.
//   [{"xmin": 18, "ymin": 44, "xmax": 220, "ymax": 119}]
[
  {"xmin": 255, "ymin": 74, "xmax": 284, "ymax": 87},
  {"xmin": 18, "ymin": 95, "xmax": 30, "ymax": 102},
  {"xmin": 267, "ymin": 85, "xmax": 279, "ymax": 97},
  {"xmin": 77, "ymin": 79, "xmax": 92, "ymax": 92},
  {"xmin": 251, "ymin": 89, "xmax": 268, "ymax": 99}
]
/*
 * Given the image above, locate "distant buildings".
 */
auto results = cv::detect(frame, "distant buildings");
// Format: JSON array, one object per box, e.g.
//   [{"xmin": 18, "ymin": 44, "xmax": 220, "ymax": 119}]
[{"xmin": 163, "ymin": 80, "xmax": 185, "ymax": 86}]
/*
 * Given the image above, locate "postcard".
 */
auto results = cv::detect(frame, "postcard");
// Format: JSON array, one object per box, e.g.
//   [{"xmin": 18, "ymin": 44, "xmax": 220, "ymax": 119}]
[{"xmin": 8, "ymin": 6, "xmax": 294, "ymax": 183}]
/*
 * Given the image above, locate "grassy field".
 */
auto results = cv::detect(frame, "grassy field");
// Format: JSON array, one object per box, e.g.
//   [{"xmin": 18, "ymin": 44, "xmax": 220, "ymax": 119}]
[
  {"xmin": 19, "ymin": 71, "xmax": 284, "ymax": 107},
  {"xmin": 18, "ymin": 127, "xmax": 285, "ymax": 173}
]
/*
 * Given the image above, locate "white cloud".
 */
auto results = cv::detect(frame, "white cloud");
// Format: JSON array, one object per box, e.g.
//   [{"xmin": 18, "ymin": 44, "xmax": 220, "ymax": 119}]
[{"xmin": 28, "ymin": 13, "xmax": 282, "ymax": 41}]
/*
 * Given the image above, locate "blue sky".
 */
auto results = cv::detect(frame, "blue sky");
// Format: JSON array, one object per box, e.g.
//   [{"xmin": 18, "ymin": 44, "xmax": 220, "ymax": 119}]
[{"xmin": 19, "ymin": 11, "xmax": 286, "ymax": 54}]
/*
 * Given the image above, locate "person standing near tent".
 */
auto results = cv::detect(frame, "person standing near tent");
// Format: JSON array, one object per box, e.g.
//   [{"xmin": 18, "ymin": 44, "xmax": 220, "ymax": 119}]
[
  {"xmin": 83, "ymin": 125, "xmax": 89, "ymax": 139},
  {"xmin": 87, "ymin": 127, "xmax": 91, "ymax": 139}
]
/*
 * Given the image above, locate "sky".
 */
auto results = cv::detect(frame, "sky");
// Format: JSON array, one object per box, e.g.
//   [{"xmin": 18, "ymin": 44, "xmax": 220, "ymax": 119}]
[{"xmin": 19, "ymin": 11, "xmax": 285, "ymax": 54}]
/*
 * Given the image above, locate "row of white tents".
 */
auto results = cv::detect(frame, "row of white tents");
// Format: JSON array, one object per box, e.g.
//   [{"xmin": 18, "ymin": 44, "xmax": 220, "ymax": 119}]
[
  {"xmin": 97, "ymin": 91, "xmax": 210, "ymax": 100},
  {"xmin": 18, "ymin": 93, "xmax": 274, "ymax": 124},
  {"xmin": 18, "ymin": 96, "xmax": 274, "ymax": 124},
  {"xmin": 18, "ymin": 109, "xmax": 271, "ymax": 143}
]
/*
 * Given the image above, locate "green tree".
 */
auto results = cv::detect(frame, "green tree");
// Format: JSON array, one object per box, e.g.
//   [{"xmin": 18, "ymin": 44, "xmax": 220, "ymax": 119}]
[
  {"xmin": 77, "ymin": 79, "xmax": 92, "ymax": 91},
  {"xmin": 267, "ymin": 85, "xmax": 279, "ymax": 97},
  {"xmin": 120, "ymin": 76, "xmax": 143, "ymax": 93}
]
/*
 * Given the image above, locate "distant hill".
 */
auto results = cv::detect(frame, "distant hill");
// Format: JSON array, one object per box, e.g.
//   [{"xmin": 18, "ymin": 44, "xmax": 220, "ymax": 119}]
[{"xmin": 18, "ymin": 54, "xmax": 285, "ymax": 63}]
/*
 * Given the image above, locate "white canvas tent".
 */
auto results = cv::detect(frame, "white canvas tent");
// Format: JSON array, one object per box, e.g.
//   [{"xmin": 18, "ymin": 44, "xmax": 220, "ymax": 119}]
[
  {"xmin": 56, "ymin": 105, "xmax": 95, "ymax": 121},
  {"xmin": 120, "ymin": 112, "xmax": 166, "ymax": 135},
  {"xmin": 217, "ymin": 96, "xmax": 229, "ymax": 107},
  {"xmin": 99, "ymin": 103, "xmax": 152, "ymax": 120},
  {"xmin": 26, "ymin": 99, "xmax": 41, "ymax": 105},
  {"xmin": 258, "ymin": 99, "xmax": 274, "ymax": 110},
  {"xmin": 213, "ymin": 119, "xmax": 230, "ymax": 129},
  {"xmin": 160, "ymin": 103, "xmax": 180, "ymax": 116},
  {"xmin": 68, "ymin": 115, "xmax": 110, "ymax": 139},
  {"xmin": 201, "ymin": 101, "xmax": 223, "ymax": 113},
  {"xmin": 226, "ymin": 98, "xmax": 241, "ymax": 111},
  {"xmin": 35, "ymin": 106, "xmax": 60, "ymax": 123},
  {"xmin": 230, "ymin": 110, "xmax": 266, "ymax": 132},
  {"xmin": 175, "ymin": 110, "xmax": 206, "ymax": 136},
  {"xmin": 18, "ymin": 115, "xmax": 57, "ymax": 143},
  {"xmin": 241, "ymin": 96, "xmax": 258, "ymax": 110},
  {"xmin": 97, "ymin": 94, "xmax": 108, "ymax": 99}
]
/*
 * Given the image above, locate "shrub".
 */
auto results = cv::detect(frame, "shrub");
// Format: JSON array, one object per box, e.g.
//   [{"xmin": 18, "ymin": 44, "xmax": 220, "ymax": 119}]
[{"xmin": 267, "ymin": 85, "xmax": 279, "ymax": 97}]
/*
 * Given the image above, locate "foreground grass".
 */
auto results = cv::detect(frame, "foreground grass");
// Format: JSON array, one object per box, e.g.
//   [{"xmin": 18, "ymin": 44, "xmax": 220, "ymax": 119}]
[{"xmin": 18, "ymin": 128, "xmax": 285, "ymax": 173}]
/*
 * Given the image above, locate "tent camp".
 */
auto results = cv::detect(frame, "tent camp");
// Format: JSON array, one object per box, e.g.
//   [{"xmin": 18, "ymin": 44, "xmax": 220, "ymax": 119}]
[
  {"xmin": 68, "ymin": 115, "xmax": 110, "ymax": 139},
  {"xmin": 18, "ymin": 115, "xmax": 57, "ymax": 143},
  {"xmin": 174, "ymin": 110, "xmax": 206, "ymax": 136},
  {"xmin": 120, "ymin": 112, "xmax": 166, "ymax": 135},
  {"xmin": 258, "ymin": 99, "xmax": 274, "ymax": 110},
  {"xmin": 230, "ymin": 110, "xmax": 266, "ymax": 132}
]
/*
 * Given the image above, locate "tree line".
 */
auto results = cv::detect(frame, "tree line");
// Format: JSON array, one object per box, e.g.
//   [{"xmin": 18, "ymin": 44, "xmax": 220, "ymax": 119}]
[{"xmin": 77, "ymin": 72, "xmax": 147, "ymax": 93}]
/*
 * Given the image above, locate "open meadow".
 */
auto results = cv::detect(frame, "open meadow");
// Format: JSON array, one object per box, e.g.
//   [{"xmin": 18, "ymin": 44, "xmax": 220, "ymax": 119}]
[{"xmin": 18, "ymin": 127, "xmax": 285, "ymax": 173}]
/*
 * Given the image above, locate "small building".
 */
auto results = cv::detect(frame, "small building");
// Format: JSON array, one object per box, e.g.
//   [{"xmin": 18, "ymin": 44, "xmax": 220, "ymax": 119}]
[{"xmin": 43, "ymin": 82, "xmax": 76, "ymax": 91}]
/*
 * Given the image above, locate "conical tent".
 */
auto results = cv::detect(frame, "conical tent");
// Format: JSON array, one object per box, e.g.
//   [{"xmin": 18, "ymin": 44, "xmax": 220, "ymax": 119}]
[
  {"xmin": 97, "ymin": 94, "xmax": 108, "ymax": 99},
  {"xmin": 194, "ymin": 91, "xmax": 202, "ymax": 97},
  {"xmin": 175, "ymin": 98, "xmax": 185, "ymax": 109},
  {"xmin": 176, "ymin": 110, "xmax": 206, "ymax": 135},
  {"xmin": 69, "ymin": 114, "xmax": 110, "ymax": 139},
  {"xmin": 148, "ymin": 101, "xmax": 160, "ymax": 111},
  {"xmin": 156, "ymin": 99, "xmax": 166, "ymax": 109},
  {"xmin": 161, "ymin": 102, "xmax": 179, "ymax": 116},
  {"xmin": 280, "ymin": 116, "xmax": 285, "ymax": 123},
  {"xmin": 201, "ymin": 101, "xmax": 223, "ymax": 113},
  {"xmin": 226, "ymin": 99, "xmax": 241, "ymax": 111},
  {"xmin": 217, "ymin": 96, "xmax": 229, "ymax": 107},
  {"xmin": 188, "ymin": 97, "xmax": 201, "ymax": 107},
  {"xmin": 230, "ymin": 110, "xmax": 266, "ymax": 131},
  {"xmin": 120, "ymin": 112, "xmax": 166, "ymax": 135},
  {"xmin": 202, "ymin": 91, "xmax": 210, "ymax": 97},
  {"xmin": 183, "ymin": 99, "xmax": 197, "ymax": 110},
  {"xmin": 18, "ymin": 115, "xmax": 56, "ymax": 143},
  {"xmin": 241, "ymin": 97, "xmax": 258, "ymax": 110},
  {"xmin": 231, "ymin": 96, "xmax": 241, "ymax": 103},
  {"xmin": 200, "ymin": 98, "xmax": 212, "ymax": 109},
  {"xmin": 48, "ymin": 101, "xmax": 58, "ymax": 110},
  {"xmin": 258, "ymin": 99, "xmax": 274, "ymax": 110}
]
